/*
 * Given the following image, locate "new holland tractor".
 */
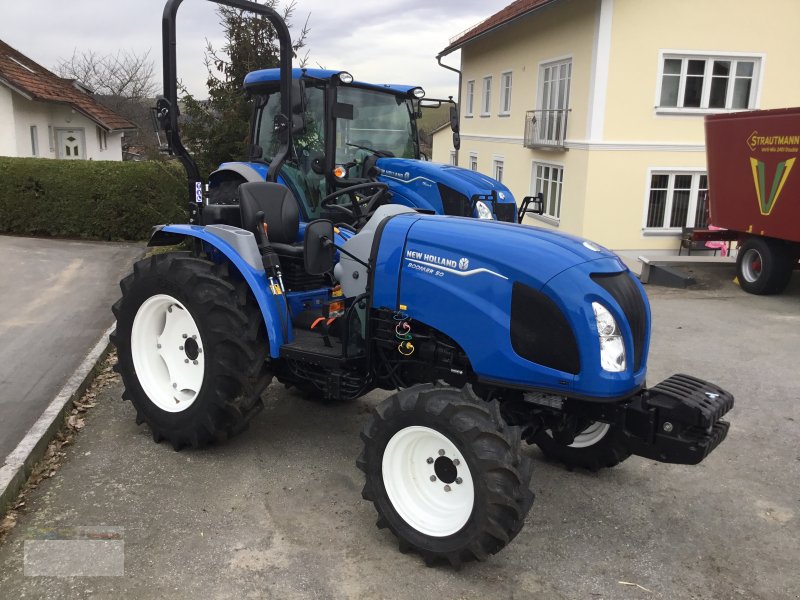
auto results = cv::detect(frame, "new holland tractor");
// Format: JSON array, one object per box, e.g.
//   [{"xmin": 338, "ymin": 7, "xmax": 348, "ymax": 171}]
[{"xmin": 112, "ymin": 0, "xmax": 734, "ymax": 567}]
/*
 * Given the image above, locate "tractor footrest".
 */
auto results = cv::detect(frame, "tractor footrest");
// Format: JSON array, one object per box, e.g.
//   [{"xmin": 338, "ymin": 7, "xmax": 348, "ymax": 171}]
[{"xmin": 622, "ymin": 374, "xmax": 734, "ymax": 465}]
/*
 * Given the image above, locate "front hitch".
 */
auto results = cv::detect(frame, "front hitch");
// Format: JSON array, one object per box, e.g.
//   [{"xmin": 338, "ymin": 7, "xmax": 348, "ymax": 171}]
[{"xmin": 621, "ymin": 374, "xmax": 734, "ymax": 465}]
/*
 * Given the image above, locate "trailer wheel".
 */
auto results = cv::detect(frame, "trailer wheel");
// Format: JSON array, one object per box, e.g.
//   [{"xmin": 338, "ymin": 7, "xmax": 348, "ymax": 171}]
[
  {"xmin": 111, "ymin": 253, "xmax": 271, "ymax": 450},
  {"xmin": 357, "ymin": 385, "xmax": 534, "ymax": 567},
  {"xmin": 534, "ymin": 421, "xmax": 631, "ymax": 471},
  {"xmin": 737, "ymin": 237, "xmax": 794, "ymax": 295}
]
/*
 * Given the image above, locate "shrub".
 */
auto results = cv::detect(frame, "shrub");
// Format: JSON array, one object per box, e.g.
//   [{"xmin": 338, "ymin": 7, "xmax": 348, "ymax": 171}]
[{"xmin": 0, "ymin": 157, "xmax": 188, "ymax": 240}]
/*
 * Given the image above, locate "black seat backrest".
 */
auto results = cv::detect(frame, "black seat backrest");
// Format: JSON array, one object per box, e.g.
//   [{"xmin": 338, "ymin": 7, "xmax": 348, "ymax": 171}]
[{"xmin": 238, "ymin": 182, "xmax": 300, "ymax": 245}]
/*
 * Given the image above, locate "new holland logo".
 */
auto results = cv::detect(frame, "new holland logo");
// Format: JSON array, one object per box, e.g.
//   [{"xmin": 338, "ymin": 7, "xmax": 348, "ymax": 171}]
[
  {"xmin": 750, "ymin": 157, "xmax": 796, "ymax": 215},
  {"xmin": 458, "ymin": 258, "xmax": 470, "ymax": 271}
]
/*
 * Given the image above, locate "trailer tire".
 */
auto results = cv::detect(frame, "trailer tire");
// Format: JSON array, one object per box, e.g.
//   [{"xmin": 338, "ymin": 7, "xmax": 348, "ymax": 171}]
[
  {"xmin": 737, "ymin": 237, "xmax": 794, "ymax": 295},
  {"xmin": 111, "ymin": 253, "xmax": 271, "ymax": 450},
  {"xmin": 534, "ymin": 422, "xmax": 631, "ymax": 471},
  {"xmin": 357, "ymin": 385, "xmax": 534, "ymax": 567}
]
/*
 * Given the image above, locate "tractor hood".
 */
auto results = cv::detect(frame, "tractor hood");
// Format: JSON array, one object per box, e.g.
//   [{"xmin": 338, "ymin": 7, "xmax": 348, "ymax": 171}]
[
  {"xmin": 376, "ymin": 158, "xmax": 517, "ymax": 218},
  {"xmin": 402, "ymin": 215, "xmax": 622, "ymax": 289}
]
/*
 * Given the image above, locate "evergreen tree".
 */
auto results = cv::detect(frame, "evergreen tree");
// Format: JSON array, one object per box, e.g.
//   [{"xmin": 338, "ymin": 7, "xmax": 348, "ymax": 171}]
[{"xmin": 180, "ymin": 1, "xmax": 309, "ymax": 176}]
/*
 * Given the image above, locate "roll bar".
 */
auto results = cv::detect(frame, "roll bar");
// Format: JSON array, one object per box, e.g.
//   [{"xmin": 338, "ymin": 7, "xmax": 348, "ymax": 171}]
[{"xmin": 158, "ymin": 0, "xmax": 293, "ymax": 223}]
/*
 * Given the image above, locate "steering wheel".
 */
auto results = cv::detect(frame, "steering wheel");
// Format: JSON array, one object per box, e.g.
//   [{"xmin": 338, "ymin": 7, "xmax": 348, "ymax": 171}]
[{"xmin": 320, "ymin": 182, "xmax": 390, "ymax": 227}]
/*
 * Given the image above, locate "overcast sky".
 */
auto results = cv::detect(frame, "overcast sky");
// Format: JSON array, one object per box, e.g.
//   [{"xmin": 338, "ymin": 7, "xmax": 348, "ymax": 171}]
[{"xmin": 1, "ymin": 0, "xmax": 510, "ymax": 99}]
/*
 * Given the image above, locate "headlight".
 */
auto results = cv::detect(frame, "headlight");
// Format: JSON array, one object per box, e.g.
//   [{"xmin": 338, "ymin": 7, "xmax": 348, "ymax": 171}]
[
  {"xmin": 475, "ymin": 200, "xmax": 495, "ymax": 220},
  {"xmin": 592, "ymin": 302, "xmax": 626, "ymax": 372},
  {"xmin": 337, "ymin": 72, "xmax": 353, "ymax": 84}
]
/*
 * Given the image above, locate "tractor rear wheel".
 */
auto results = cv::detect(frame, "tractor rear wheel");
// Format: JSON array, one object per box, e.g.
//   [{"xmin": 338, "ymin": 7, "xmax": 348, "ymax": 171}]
[
  {"xmin": 534, "ymin": 421, "xmax": 631, "ymax": 471},
  {"xmin": 357, "ymin": 385, "xmax": 534, "ymax": 567},
  {"xmin": 111, "ymin": 253, "xmax": 271, "ymax": 449}
]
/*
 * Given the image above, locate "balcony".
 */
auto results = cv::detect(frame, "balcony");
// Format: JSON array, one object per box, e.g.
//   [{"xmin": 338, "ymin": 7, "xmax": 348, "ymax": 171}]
[{"xmin": 524, "ymin": 109, "xmax": 570, "ymax": 150}]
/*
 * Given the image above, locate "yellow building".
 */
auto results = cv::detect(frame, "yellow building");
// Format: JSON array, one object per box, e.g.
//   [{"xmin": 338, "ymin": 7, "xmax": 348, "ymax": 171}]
[{"xmin": 434, "ymin": 0, "xmax": 800, "ymax": 250}]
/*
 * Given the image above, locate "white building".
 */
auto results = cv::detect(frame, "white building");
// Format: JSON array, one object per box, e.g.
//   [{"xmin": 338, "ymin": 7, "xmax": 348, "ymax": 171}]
[{"xmin": 0, "ymin": 39, "xmax": 134, "ymax": 161}]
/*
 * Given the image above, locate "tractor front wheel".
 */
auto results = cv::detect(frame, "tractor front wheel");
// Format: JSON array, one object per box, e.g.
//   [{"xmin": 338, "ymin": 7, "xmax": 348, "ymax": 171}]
[
  {"xmin": 534, "ymin": 421, "xmax": 631, "ymax": 471},
  {"xmin": 111, "ymin": 253, "xmax": 271, "ymax": 449},
  {"xmin": 357, "ymin": 385, "xmax": 534, "ymax": 567}
]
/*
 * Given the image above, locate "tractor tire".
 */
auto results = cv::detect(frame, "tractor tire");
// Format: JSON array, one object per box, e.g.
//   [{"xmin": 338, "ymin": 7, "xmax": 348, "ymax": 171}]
[
  {"xmin": 736, "ymin": 237, "xmax": 794, "ymax": 295},
  {"xmin": 534, "ymin": 421, "xmax": 631, "ymax": 471},
  {"xmin": 111, "ymin": 253, "xmax": 271, "ymax": 450},
  {"xmin": 357, "ymin": 384, "xmax": 534, "ymax": 567}
]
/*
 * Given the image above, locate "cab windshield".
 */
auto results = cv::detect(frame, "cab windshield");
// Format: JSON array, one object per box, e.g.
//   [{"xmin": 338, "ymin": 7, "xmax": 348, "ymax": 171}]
[{"xmin": 335, "ymin": 87, "xmax": 416, "ymax": 163}]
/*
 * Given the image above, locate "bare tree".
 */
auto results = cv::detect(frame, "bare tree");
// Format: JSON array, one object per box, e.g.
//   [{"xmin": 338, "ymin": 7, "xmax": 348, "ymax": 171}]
[{"xmin": 54, "ymin": 49, "xmax": 158, "ymax": 101}]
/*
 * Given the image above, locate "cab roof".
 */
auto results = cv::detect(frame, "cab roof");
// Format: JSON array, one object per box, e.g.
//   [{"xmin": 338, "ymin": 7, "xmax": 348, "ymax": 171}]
[{"xmin": 243, "ymin": 68, "xmax": 419, "ymax": 96}]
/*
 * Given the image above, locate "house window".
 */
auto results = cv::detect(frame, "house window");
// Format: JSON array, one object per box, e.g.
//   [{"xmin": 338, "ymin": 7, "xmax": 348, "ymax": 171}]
[
  {"xmin": 645, "ymin": 172, "xmax": 709, "ymax": 230},
  {"xmin": 96, "ymin": 126, "xmax": 108, "ymax": 150},
  {"xmin": 499, "ymin": 72, "xmax": 512, "ymax": 115},
  {"xmin": 538, "ymin": 59, "xmax": 571, "ymax": 143},
  {"xmin": 30, "ymin": 126, "xmax": 38, "ymax": 156},
  {"xmin": 532, "ymin": 162, "xmax": 563, "ymax": 221},
  {"xmin": 469, "ymin": 153, "xmax": 478, "ymax": 172},
  {"xmin": 449, "ymin": 151, "xmax": 456, "ymax": 166},
  {"xmin": 465, "ymin": 80, "xmax": 475, "ymax": 117},
  {"xmin": 481, "ymin": 76, "xmax": 492, "ymax": 116},
  {"xmin": 493, "ymin": 159, "xmax": 504, "ymax": 183},
  {"xmin": 658, "ymin": 55, "xmax": 759, "ymax": 110}
]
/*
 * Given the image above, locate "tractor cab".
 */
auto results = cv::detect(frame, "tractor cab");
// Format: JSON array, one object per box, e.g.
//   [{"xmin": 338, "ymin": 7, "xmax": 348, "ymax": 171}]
[{"xmin": 243, "ymin": 68, "xmax": 425, "ymax": 220}]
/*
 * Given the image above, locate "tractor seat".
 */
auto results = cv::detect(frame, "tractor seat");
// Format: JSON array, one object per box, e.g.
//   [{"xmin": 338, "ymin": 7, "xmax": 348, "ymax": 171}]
[{"xmin": 238, "ymin": 181, "xmax": 303, "ymax": 258}]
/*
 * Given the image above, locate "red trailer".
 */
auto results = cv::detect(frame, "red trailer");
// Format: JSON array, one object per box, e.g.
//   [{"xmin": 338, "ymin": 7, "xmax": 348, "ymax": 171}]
[{"xmin": 705, "ymin": 108, "xmax": 800, "ymax": 294}]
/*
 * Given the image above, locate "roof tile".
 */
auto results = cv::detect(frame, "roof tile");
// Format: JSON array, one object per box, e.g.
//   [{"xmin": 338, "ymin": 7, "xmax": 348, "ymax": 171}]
[
  {"xmin": 0, "ymin": 39, "xmax": 136, "ymax": 131},
  {"xmin": 441, "ymin": 0, "xmax": 559, "ymax": 55}
]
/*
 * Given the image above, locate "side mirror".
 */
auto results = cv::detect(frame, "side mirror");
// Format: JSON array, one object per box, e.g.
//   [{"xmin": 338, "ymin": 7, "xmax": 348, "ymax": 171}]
[
  {"xmin": 517, "ymin": 193, "xmax": 545, "ymax": 223},
  {"xmin": 291, "ymin": 79, "xmax": 307, "ymax": 135},
  {"xmin": 449, "ymin": 103, "xmax": 459, "ymax": 133},
  {"xmin": 452, "ymin": 131, "xmax": 461, "ymax": 151},
  {"xmin": 304, "ymin": 219, "xmax": 336, "ymax": 275}
]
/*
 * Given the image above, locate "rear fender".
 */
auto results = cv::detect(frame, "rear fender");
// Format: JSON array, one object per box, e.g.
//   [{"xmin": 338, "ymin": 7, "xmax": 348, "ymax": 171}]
[{"xmin": 149, "ymin": 224, "xmax": 287, "ymax": 357}]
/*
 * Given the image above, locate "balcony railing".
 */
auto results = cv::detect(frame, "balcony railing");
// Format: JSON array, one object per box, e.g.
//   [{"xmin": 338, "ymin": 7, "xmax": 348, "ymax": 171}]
[{"xmin": 524, "ymin": 109, "xmax": 570, "ymax": 150}]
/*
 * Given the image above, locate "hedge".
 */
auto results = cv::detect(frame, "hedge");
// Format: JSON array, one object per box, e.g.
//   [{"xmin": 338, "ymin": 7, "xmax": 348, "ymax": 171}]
[{"xmin": 0, "ymin": 157, "xmax": 188, "ymax": 240}]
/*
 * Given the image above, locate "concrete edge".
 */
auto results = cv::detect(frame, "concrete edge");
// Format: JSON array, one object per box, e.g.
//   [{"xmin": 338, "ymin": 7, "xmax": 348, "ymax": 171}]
[{"xmin": 0, "ymin": 323, "xmax": 116, "ymax": 517}]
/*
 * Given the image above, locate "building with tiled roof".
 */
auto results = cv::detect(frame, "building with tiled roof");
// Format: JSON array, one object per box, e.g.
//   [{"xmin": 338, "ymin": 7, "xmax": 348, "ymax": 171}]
[
  {"xmin": 0, "ymin": 39, "xmax": 135, "ymax": 161},
  {"xmin": 433, "ymin": 0, "xmax": 800, "ymax": 252}
]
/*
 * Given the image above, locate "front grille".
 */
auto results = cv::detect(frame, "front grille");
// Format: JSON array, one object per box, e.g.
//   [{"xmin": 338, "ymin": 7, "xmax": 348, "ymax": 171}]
[
  {"xmin": 510, "ymin": 282, "xmax": 580, "ymax": 374},
  {"xmin": 591, "ymin": 272, "xmax": 648, "ymax": 371},
  {"xmin": 437, "ymin": 184, "xmax": 472, "ymax": 216},
  {"xmin": 493, "ymin": 202, "xmax": 517, "ymax": 223}
]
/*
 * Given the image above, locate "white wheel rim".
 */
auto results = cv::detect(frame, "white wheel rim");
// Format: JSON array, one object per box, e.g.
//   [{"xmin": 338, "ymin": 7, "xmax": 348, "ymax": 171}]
[
  {"xmin": 569, "ymin": 422, "xmax": 610, "ymax": 448},
  {"xmin": 131, "ymin": 294, "xmax": 205, "ymax": 413},
  {"xmin": 382, "ymin": 426, "xmax": 474, "ymax": 537}
]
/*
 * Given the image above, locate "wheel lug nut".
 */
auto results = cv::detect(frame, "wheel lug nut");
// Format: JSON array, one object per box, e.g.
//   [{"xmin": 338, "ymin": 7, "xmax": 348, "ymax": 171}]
[
  {"xmin": 453, "ymin": 459, "xmax": 460, "ymax": 466},
  {"xmin": 179, "ymin": 346, "xmax": 184, "ymax": 350},
  {"xmin": 172, "ymin": 383, "xmax": 177, "ymax": 389},
  {"xmin": 455, "ymin": 477, "xmax": 463, "ymax": 485},
  {"xmin": 197, "ymin": 349, "xmax": 202, "ymax": 354},
  {"xmin": 193, "ymin": 360, "xmax": 198, "ymax": 365},
  {"xmin": 426, "ymin": 457, "xmax": 433, "ymax": 464},
  {"xmin": 157, "ymin": 344, "xmax": 161, "ymax": 349},
  {"xmin": 444, "ymin": 485, "xmax": 451, "ymax": 492},
  {"xmin": 192, "ymin": 335, "xmax": 197, "ymax": 339},
  {"xmin": 438, "ymin": 449, "xmax": 445, "ymax": 456},
  {"xmin": 182, "ymin": 334, "xmax": 188, "ymax": 339},
  {"xmin": 429, "ymin": 475, "xmax": 436, "ymax": 482},
  {"xmin": 185, "ymin": 359, "xmax": 189, "ymax": 363}
]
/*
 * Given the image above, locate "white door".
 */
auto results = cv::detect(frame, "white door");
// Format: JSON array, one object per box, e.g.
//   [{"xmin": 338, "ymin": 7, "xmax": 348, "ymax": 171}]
[
  {"xmin": 539, "ymin": 60, "xmax": 571, "ymax": 142},
  {"xmin": 56, "ymin": 129, "xmax": 85, "ymax": 160}
]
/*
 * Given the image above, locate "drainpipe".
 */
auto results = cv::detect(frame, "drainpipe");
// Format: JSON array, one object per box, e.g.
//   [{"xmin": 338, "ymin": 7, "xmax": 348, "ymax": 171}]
[{"xmin": 437, "ymin": 52, "xmax": 461, "ymax": 166}]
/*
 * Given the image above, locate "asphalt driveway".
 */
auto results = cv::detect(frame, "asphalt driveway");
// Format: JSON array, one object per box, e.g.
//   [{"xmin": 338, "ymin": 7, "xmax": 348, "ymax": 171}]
[
  {"xmin": 0, "ymin": 269, "xmax": 797, "ymax": 599},
  {"xmin": 0, "ymin": 235, "xmax": 142, "ymax": 459}
]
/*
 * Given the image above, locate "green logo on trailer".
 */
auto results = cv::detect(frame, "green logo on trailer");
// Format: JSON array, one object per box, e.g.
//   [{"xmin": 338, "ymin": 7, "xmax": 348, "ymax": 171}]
[{"xmin": 750, "ymin": 157, "xmax": 796, "ymax": 216}]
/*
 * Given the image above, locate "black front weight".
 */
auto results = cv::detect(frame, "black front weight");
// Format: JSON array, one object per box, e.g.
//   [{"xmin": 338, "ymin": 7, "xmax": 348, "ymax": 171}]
[{"xmin": 622, "ymin": 374, "xmax": 734, "ymax": 465}]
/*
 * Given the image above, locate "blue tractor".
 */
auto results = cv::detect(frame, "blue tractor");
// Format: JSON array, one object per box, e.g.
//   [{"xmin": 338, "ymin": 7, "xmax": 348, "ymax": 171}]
[
  {"xmin": 112, "ymin": 0, "xmax": 733, "ymax": 567},
  {"xmin": 205, "ymin": 69, "xmax": 522, "ymax": 225}
]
